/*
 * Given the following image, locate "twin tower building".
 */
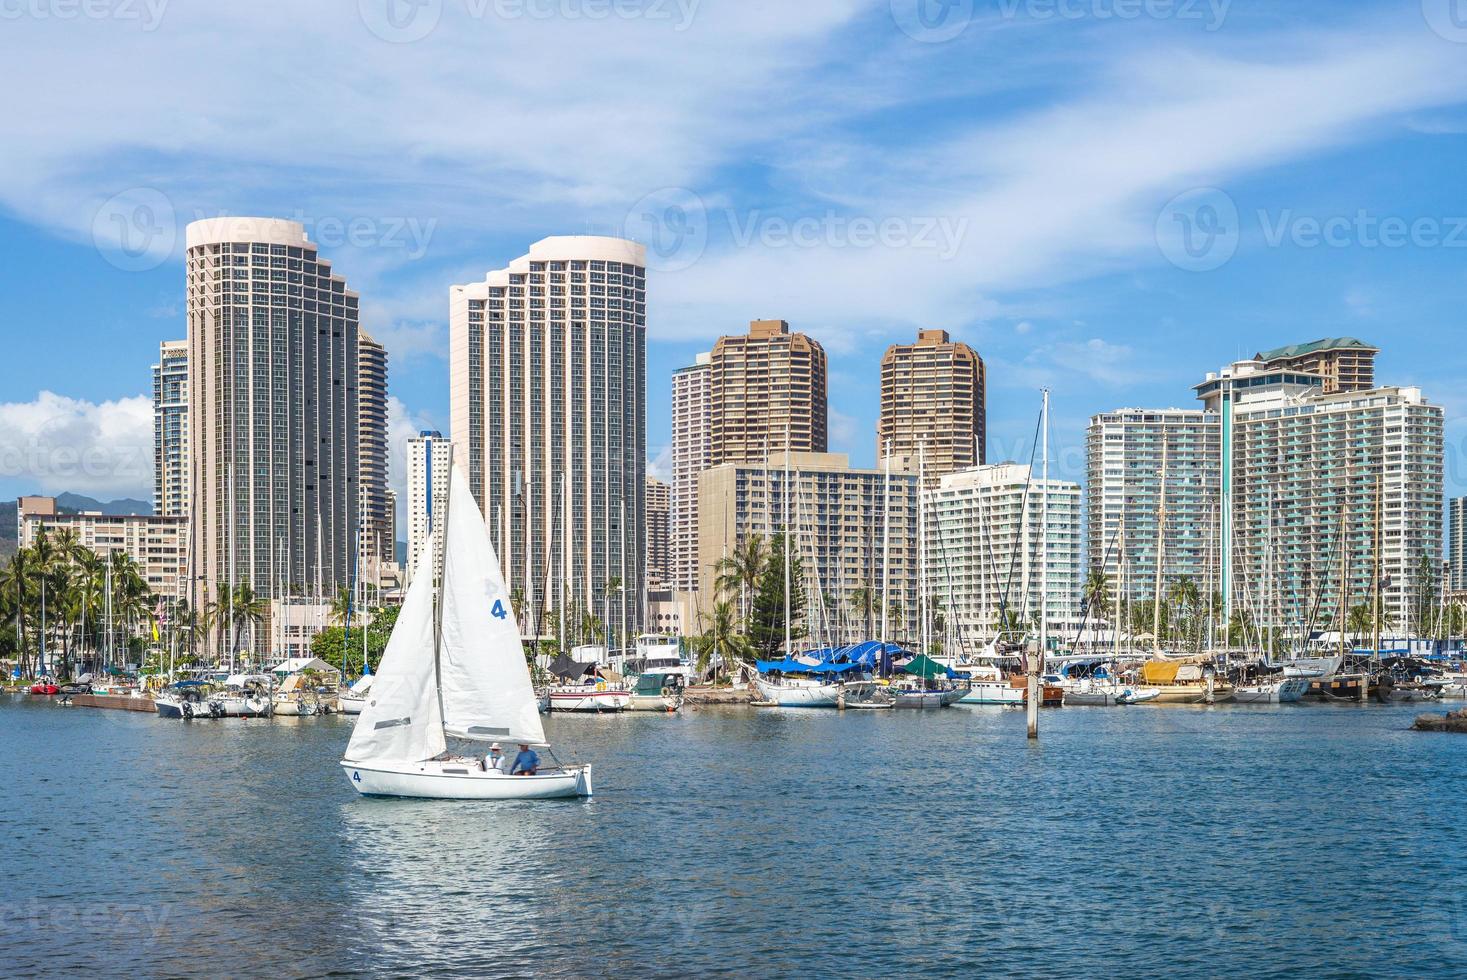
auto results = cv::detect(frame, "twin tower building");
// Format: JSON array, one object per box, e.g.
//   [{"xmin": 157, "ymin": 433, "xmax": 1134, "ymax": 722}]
[{"xmin": 166, "ymin": 218, "xmax": 651, "ymax": 634}]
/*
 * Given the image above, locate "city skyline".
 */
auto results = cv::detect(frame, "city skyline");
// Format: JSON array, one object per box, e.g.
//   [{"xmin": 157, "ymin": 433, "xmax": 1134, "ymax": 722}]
[{"xmin": 3, "ymin": 4, "xmax": 1466, "ymax": 521}]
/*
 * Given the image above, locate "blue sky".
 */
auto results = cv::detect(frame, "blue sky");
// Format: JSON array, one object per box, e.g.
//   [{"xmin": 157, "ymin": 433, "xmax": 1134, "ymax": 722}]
[{"xmin": 2, "ymin": 0, "xmax": 1466, "ymax": 516}]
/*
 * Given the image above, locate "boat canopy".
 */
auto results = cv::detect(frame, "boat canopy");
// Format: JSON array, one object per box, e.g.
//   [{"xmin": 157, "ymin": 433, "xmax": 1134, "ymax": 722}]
[
  {"xmin": 756, "ymin": 641, "xmax": 904, "ymax": 675},
  {"xmin": 899, "ymin": 654, "xmax": 959, "ymax": 680},
  {"xmin": 549, "ymin": 654, "xmax": 595, "ymax": 679}
]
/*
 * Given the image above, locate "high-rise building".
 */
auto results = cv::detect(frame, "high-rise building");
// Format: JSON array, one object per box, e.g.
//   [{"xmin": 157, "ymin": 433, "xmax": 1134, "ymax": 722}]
[
  {"xmin": 1196, "ymin": 358, "xmax": 1443, "ymax": 633},
  {"xmin": 697, "ymin": 451, "xmax": 918, "ymax": 645},
  {"xmin": 450, "ymin": 235, "xmax": 646, "ymax": 639},
  {"xmin": 185, "ymin": 217, "xmax": 361, "ymax": 608},
  {"xmin": 1451, "ymin": 497, "xmax": 1467, "ymax": 594},
  {"xmin": 1085, "ymin": 409, "xmax": 1222, "ymax": 612},
  {"xmin": 153, "ymin": 339, "xmax": 190, "ymax": 518},
  {"xmin": 358, "ymin": 332, "xmax": 391, "ymax": 586},
  {"xmin": 670, "ymin": 352, "xmax": 710, "ymax": 594},
  {"xmin": 878, "ymin": 329, "xmax": 985, "ymax": 485},
  {"xmin": 646, "ymin": 475, "xmax": 670, "ymax": 589},
  {"xmin": 708, "ymin": 319, "xmax": 827, "ymax": 466},
  {"xmin": 405, "ymin": 431, "xmax": 453, "ymax": 585},
  {"xmin": 1254, "ymin": 337, "xmax": 1378, "ymax": 394},
  {"xmin": 925, "ymin": 463, "xmax": 1084, "ymax": 643}
]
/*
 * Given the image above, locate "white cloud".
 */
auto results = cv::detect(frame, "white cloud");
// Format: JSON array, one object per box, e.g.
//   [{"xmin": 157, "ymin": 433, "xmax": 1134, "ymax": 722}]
[
  {"xmin": 0, "ymin": 392, "xmax": 153, "ymax": 499},
  {"xmin": 386, "ymin": 395, "xmax": 439, "ymax": 528}
]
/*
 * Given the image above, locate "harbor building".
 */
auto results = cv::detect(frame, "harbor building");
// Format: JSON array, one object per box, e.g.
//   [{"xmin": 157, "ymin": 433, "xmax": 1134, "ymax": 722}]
[
  {"xmin": 924, "ymin": 463, "xmax": 1084, "ymax": 644},
  {"xmin": 1452, "ymin": 497, "xmax": 1467, "ymax": 594},
  {"xmin": 17, "ymin": 496, "xmax": 187, "ymax": 598},
  {"xmin": 877, "ymin": 329, "xmax": 986, "ymax": 486},
  {"xmin": 708, "ymin": 319, "xmax": 827, "ymax": 466},
  {"xmin": 358, "ymin": 332, "xmax": 392, "ymax": 589},
  {"xmin": 450, "ymin": 236, "xmax": 646, "ymax": 641},
  {"xmin": 405, "ymin": 431, "xmax": 453, "ymax": 586},
  {"xmin": 1084, "ymin": 409, "xmax": 1222, "ymax": 615},
  {"xmin": 670, "ymin": 352, "xmax": 711, "ymax": 595},
  {"xmin": 1254, "ymin": 337, "xmax": 1378, "ymax": 394},
  {"xmin": 152, "ymin": 339, "xmax": 190, "ymax": 519},
  {"xmin": 646, "ymin": 475, "xmax": 670, "ymax": 589},
  {"xmin": 1196, "ymin": 358, "xmax": 1443, "ymax": 634},
  {"xmin": 697, "ymin": 451, "xmax": 918, "ymax": 646},
  {"xmin": 185, "ymin": 217, "xmax": 362, "ymax": 608}
]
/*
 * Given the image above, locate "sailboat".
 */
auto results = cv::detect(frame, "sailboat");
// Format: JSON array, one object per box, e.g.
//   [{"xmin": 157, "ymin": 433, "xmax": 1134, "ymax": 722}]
[{"xmin": 340, "ymin": 463, "xmax": 592, "ymax": 800}]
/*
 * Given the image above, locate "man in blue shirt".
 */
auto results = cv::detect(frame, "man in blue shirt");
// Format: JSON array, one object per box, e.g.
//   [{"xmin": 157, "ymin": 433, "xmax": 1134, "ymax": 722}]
[{"xmin": 511, "ymin": 743, "xmax": 539, "ymax": 776}]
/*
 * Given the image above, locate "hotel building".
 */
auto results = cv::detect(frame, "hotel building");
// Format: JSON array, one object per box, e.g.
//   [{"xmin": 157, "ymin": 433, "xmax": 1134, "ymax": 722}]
[
  {"xmin": 669, "ymin": 352, "xmax": 711, "ymax": 595},
  {"xmin": 697, "ymin": 452, "xmax": 918, "ymax": 645},
  {"xmin": 708, "ymin": 320, "xmax": 827, "ymax": 466},
  {"xmin": 17, "ymin": 496, "xmax": 186, "ymax": 598},
  {"xmin": 646, "ymin": 475, "xmax": 670, "ymax": 589},
  {"xmin": 1254, "ymin": 337, "xmax": 1378, "ymax": 395},
  {"xmin": 1451, "ymin": 497, "xmax": 1466, "ymax": 594},
  {"xmin": 358, "ymin": 332, "xmax": 392, "ymax": 587},
  {"xmin": 1196, "ymin": 358, "xmax": 1443, "ymax": 633},
  {"xmin": 152, "ymin": 339, "xmax": 190, "ymax": 519},
  {"xmin": 185, "ymin": 217, "xmax": 361, "ymax": 606},
  {"xmin": 450, "ymin": 236, "xmax": 646, "ymax": 639},
  {"xmin": 878, "ymin": 329, "xmax": 985, "ymax": 485},
  {"xmin": 1084, "ymin": 409, "xmax": 1222, "ymax": 613},
  {"xmin": 924, "ymin": 463, "xmax": 1084, "ymax": 644},
  {"xmin": 405, "ymin": 431, "xmax": 453, "ymax": 586}
]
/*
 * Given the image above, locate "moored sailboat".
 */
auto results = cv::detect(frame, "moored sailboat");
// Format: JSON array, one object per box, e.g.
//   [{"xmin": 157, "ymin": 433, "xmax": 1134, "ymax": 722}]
[{"xmin": 340, "ymin": 464, "xmax": 591, "ymax": 800}]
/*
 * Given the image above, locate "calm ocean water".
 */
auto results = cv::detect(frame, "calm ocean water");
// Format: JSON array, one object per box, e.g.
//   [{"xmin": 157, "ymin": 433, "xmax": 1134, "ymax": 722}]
[{"xmin": 1, "ymin": 694, "xmax": 1463, "ymax": 978}]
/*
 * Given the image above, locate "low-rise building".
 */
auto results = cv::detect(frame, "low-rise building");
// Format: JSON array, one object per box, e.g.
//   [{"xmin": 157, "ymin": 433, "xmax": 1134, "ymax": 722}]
[{"xmin": 17, "ymin": 496, "xmax": 187, "ymax": 598}]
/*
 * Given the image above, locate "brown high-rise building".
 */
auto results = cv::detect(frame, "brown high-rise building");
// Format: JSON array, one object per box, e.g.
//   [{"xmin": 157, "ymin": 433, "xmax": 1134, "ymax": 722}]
[
  {"xmin": 709, "ymin": 319, "xmax": 827, "ymax": 466},
  {"xmin": 877, "ymin": 329, "xmax": 985, "ymax": 484},
  {"xmin": 1254, "ymin": 337, "xmax": 1378, "ymax": 394},
  {"xmin": 645, "ymin": 475, "xmax": 670, "ymax": 589}
]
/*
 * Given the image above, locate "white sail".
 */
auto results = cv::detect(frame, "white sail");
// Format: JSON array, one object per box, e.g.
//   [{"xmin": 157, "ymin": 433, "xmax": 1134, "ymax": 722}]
[
  {"xmin": 439, "ymin": 465, "xmax": 547, "ymax": 745},
  {"xmin": 343, "ymin": 547, "xmax": 445, "ymax": 764}
]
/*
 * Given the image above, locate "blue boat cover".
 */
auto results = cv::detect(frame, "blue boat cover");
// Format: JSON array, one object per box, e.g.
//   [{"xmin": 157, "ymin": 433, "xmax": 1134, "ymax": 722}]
[{"xmin": 756, "ymin": 641, "xmax": 906, "ymax": 675}]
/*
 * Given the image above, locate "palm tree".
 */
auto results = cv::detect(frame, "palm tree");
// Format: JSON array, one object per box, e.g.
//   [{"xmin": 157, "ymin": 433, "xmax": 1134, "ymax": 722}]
[
  {"xmin": 1082, "ymin": 570, "xmax": 1110, "ymax": 622},
  {"xmin": 225, "ymin": 583, "xmax": 271, "ymax": 666},
  {"xmin": 329, "ymin": 585, "xmax": 354, "ymax": 630},
  {"xmin": 0, "ymin": 549, "xmax": 33, "ymax": 676},
  {"xmin": 848, "ymin": 586, "xmax": 877, "ymax": 640},
  {"xmin": 713, "ymin": 534, "xmax": 765, "ymax": 625},
  {"xmin": 693, "ymin": 600, "xmax": 750, "ymax": 681}
]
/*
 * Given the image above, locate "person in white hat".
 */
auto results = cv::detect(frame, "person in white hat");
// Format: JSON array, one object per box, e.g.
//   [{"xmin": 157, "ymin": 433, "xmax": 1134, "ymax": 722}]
[{"xmin": 484, "ymin": 742, "xmax": 507, "ymax": 774}]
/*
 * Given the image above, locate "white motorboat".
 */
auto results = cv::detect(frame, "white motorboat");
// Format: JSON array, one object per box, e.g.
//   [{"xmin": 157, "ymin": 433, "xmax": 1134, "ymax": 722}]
[
  {"xmin": 1232, "ymin": 677, "xmax": 1310, "ymax": 704},
  {"xmin": 838, "ymin": 681, "xmax": 895, "ymax": 709},
  {"xmin": 958, "ymin": 679, "xmax": 1024, "ymax": 706},
  {"xmin": 1280, "ymin": 655, "xmax": 1343, "ymax": 678},
  {"xmin": 154, "ymin": 681, "xmax": 219, "ymax": 719},
  {"xmin": 547, "ymin": 683, "xmax": 632, "ymax": 713},
  {"xmin": 752, "ymin": 674, "xmax": 842, "ymax": 707},
  {"xmin": 340, "ymin": 463, "xmax": 591, "ymax": 801},
  {"xmin": 626, "ymin": 634, "xmax": 694, "ymax": 684},
  {"xmin": 626, "ymin": 672, "xmax": 684, "ymax": 712}
]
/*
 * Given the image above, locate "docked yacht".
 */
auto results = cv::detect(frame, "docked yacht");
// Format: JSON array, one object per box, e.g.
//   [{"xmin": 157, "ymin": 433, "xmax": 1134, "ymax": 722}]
[
  {"xmin": 1232, "ymin": 676, "xmax": 1311, "ymax": 704},
  {"xmin": 626, "ymin": 634, "xmax": 693, "ymax": 684}
]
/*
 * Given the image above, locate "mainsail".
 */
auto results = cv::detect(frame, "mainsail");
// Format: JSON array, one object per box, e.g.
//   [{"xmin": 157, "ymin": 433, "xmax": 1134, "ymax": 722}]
[
  {"xmin": 439, "ymin": 465, "xmax": 547, "ymax": 745},
  {"xmin": 342, "ymin": 547, "xmax": 445, "ymax": 764}
]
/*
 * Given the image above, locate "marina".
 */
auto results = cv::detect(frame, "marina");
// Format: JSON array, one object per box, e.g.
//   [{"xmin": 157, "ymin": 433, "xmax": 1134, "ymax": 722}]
[{"xmin": 2, "ymin": 694, "xmax": 1463, "ymax": 977}]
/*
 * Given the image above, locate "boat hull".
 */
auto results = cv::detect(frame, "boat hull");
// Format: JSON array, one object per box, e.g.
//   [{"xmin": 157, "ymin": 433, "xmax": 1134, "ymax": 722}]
[
  {"xmin": 1232, "ymin": 678, "xmax": 1310, "ymax": 704},
  {"xmin": 1130, "ymin": 684, "xmax": 1233, "ymax": 704},
  {"xmin": 957, "ymin": 681, "xmax": 1024, "ymax": 706},
  {"xmin": 341, "ymin": 760, "xmax": 591, "ymax": 800},
  {"xmin": 548, "ymin": 688, "xmax": 630, "ymax": 712},
  {"xmin": 626, "ymin": 693, "xmax": 682, "ymax": 712},
  {"xmin": 752, "ymin": 676, "xmax": 841, "ymax": 707},
  {"xmin": 338, "ymin": 694, "xmax": 366, "ymax": 715},
  {"xmin": 890, "ymin": 688, "xmax": 966, "ymax": 708}
]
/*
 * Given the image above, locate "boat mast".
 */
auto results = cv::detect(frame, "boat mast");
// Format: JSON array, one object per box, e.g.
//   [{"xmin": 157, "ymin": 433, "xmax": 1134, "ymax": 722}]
[
  {"xmin": 783, "ymin": 429, "xmax": 792, "ymax": 656},
  {"xmin": 919, "ymin": 441, "xmax": 928, "ymax": 658},
  {"xmin": 431, "ymin": 456, "xmax": 454, "ymax": 735},
  {"xmin": 1152, "ymin": 432, "xmax": 1167, "ymax": 658},
  {"xmin": 1040, "ymin": 389, "xmax": 1049, "ymax": 660},
  {"xmin": 880, "ymin": 439, "xmax": 892, "ymax": 653},
  {"xmin": 1372, "ymin": 470, "xmax": 1383, "ymax": 657}
]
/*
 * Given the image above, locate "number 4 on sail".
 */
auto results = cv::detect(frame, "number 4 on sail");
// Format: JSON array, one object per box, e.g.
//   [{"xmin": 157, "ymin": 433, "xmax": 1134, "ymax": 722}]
[{"xmin": 339, "ymin": 461, "xmax": 592, "ymax": 800}]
